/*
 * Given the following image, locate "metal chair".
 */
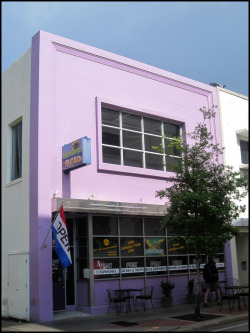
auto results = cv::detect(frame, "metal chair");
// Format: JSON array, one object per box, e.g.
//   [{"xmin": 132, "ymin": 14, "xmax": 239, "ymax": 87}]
[
  {"xmin": 225, "ymin": 278, "xmax": 239, "ymax": 287},
  {"xmin": 219, "ymin": 280, "xmax": 239, "ymax": 313},
  {"xmin": 235, "ymin": 285, "xmax": 249, "ymax": 309},
  {"xmin": 135, "ymin": 286, "xmax": 155, "ymax": 312},
  {"xmin": 107, "ymin": 289, "xmax": 126, "ymax": 314}
]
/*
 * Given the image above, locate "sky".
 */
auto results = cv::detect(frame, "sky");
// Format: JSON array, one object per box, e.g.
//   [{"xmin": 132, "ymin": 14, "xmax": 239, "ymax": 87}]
[{"xmin": 1, "ymin": 1, "xmax": 249, "ymax": 96}]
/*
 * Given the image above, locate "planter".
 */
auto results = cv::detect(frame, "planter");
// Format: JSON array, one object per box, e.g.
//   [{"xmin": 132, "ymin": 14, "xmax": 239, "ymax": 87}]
[
  {"xmin": 162, "ymin": 296, "xmax": 173, "ymax": 308},
  {"xmin": 186, "ymin": 294, "xmax": 196, "ymax": 304}
]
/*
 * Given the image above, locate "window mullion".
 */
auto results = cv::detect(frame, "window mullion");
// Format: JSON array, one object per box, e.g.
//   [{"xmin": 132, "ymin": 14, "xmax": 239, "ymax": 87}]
[
  {"xmin": 161, "ymin": 122, "xmax": 166, "ymax": 172},
  {"xmin": 120, "ymin": 111, "xmax": 124, "ymax": 165},
  {"xmin": 142, "ymin": 117, "xmax": 146, "ymax": 168}
]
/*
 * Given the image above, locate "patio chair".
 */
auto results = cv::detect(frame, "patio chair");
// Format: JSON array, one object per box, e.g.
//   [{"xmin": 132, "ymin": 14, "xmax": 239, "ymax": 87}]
[
  {"xmin": 135, "ymin": 286, "xmax": 155, "ymax": 312},
  {"xmin": 107, "ymin": 289, "xmax": 126, "ymax": 314},
  {"xmin": 219, "ymin": 283, "xmax": 239, "ymax": 312}
]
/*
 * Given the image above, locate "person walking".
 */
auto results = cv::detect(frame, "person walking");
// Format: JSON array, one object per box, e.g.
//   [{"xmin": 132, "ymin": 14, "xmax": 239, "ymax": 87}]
[{"xmin": 203, "ymin": 256, "xmax": 222, "ymax": 307}]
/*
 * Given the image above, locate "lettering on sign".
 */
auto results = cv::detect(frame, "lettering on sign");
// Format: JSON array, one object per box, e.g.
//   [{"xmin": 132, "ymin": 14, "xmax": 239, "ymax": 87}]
[{"xmin": 56, "ymin": 221, "xmax": 70, "ymax": 252}]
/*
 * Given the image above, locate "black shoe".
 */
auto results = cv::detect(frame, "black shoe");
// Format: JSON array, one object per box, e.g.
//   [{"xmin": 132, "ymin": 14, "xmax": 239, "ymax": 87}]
[
  {"xmin": 203, "ymin": 302, "xmax": 208, "ymax": 307},
  {"xmin": 217, "ymin": 300, "xmax": 223, "ymax": 305}
]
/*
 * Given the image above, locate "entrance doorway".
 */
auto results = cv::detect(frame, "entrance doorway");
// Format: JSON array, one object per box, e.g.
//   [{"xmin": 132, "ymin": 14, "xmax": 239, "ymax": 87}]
[{"xmin": 52, "ymin": 217, "xmax": 75, "ymax": 311}]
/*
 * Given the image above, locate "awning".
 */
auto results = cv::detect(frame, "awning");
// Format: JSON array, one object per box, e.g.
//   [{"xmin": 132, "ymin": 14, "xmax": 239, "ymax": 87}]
[{"xmin": 52, "ymin": 197, "xmax": 167, "ymax": 216}]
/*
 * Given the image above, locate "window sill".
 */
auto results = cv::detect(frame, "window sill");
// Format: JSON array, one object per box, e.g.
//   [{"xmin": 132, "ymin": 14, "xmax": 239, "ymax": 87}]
[
  {"xmin": 6, "ymin": 178, "xmax": 22, "ymax": 187},
  {"xmin": 240, "ymin": 164, "xmax": 248, "ymax": 170},
  {"xmin": 98, "ymin": 161, "xmax": 176, "ymax": 179}
]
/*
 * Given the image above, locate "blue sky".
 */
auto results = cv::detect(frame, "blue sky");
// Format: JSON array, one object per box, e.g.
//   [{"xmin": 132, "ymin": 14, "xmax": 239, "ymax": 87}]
[{"xmin": 1, "ymin": 1, "xmax": 248, "ymax": 96}]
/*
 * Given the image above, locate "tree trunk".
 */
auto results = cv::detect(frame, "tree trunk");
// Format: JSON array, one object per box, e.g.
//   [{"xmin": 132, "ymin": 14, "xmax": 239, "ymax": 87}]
[{"xmin": 194, "ymin": 250, "xmax": 201, "ymax": 319}]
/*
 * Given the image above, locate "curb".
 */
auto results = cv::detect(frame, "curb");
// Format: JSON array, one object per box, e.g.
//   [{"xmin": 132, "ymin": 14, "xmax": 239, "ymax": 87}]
[{"xmin": 174, "ymin": 313, "xmax": 248, "ymax": 331}]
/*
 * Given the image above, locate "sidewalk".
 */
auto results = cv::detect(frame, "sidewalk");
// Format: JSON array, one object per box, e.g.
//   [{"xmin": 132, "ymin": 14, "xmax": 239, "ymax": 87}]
[{"xmin": 2, "ymin": 300, "xmax": 248, "ymax": 332}]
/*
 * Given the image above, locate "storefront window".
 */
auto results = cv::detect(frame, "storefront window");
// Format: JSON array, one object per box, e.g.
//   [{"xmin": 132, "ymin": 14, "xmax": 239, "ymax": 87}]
[
  {"xmin": 146, "ymin": 256, "xmax": 167, "ymax": 276},
  {"xmin": 120, "ymin": 217, "xmax": 143, "ymax": 236},
  {"xmin": 144, "ymin": 218, "xmax": 165, "ymax": 236},
  {"xmin": 168, "ymin": 238, "xmax": 189, "ymax": 255},
  {"xmin": 121, "ymin": 257, "xmax": 145, "ymax": 277},
  {"xmin": 169, "ymin": 255, "xmax": 188, "ymax": 274},
  {"xmin": 88, "ymin": 215, "xmax": 225, "ymax": 280},
  {"xmin": 93, "ymin": 216, "xmax": 118, "ymax": 235},
  {"xmin": 93, "ymin": 237, "xmax": 118, "ymax": 257},
  {"xmin": 145, "ymin": 238, "xmax": 166, "ymax": 256},
  {"xmin": 120, "ymin": 237, "xmax": 143, "ymax": 256},
  {"xmin": 94, "ymin": 258, "xmax": 119, "ymax": 279}
]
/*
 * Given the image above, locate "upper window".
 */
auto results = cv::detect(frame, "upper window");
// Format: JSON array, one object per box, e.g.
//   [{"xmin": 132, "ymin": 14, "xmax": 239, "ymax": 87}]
[
  {"xmin": 240, "ymin": 140, "xmax": 248, "ymax": 164},
  {"xmin": 102, "ymin": 107, "xmax": 181, "ymax": 172},
  {"xmin": 11, "ymin": 122, "xmax": 22, "ymax": 181}
]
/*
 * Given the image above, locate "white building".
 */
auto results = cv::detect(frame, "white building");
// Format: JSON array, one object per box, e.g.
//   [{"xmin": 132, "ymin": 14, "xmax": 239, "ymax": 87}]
[{"xmin": 217, "ymin": 87, "xmax": 249, "ymax": 284}]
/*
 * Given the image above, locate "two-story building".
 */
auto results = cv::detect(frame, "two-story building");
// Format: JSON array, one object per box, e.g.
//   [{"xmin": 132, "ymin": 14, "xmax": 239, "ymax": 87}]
[{"xmin": 2, "ymin": 30, "xmax": 232, "ymax": 322}]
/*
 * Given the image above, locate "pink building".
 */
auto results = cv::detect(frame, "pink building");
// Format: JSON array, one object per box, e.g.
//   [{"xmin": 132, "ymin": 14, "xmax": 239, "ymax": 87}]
[{"xmin": 2, "ymin": 31, "xmax": 231, "ymax": 322}]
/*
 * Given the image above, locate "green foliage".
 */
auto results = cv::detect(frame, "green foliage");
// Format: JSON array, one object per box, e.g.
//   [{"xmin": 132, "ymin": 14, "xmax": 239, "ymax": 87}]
[{"xmin": 161, "ymin": 280, "xmax": 175, "ymax": 297}]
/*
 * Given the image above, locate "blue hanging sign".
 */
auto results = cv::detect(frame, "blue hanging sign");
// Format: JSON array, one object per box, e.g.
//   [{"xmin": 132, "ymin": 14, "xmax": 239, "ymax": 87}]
[{"xmin": 62, "ymin": 137, "xmax": 91, "ymax": 172}]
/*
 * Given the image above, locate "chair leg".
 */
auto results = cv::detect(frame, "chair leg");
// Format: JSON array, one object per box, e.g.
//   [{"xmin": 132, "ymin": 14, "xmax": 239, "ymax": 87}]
[
  {"xmin": 151, "ymin": 298, "xmax": 155, "ymax": 311},
  {"xmin": 141, "ymin": 298, "xmax": 145, "ymax": 311}
]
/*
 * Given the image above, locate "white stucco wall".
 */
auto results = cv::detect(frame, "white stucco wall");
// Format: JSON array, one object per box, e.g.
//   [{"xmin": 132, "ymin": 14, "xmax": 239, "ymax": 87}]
[
  {"xmin": 218, "ymin": 88, "xmax": 248, "ymax": 284},
  {"xmin": 1, "ymin": 48, "xmax": 31, "ymax": 319},
  {"xmin": 218, "ymin": 88, "xmax": 248, "ymax": 219}
]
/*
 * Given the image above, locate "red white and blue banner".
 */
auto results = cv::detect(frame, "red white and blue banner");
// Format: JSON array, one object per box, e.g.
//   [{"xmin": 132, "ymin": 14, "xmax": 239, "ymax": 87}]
[{"xmin": 52, "ymin": 206, "xmax": 72, "ymax": 268}]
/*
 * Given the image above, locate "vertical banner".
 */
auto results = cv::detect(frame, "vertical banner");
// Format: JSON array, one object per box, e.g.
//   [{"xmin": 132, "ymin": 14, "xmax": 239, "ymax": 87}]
[{"xmin": 52, "ymin": 206, "xmax": 72, "ymax": 268}]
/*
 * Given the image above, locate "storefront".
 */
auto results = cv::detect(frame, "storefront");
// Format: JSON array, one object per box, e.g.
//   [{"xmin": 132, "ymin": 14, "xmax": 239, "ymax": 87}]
[{"xmin": 51, "ymin": 198, "xmax": 226, "ymax": 314}]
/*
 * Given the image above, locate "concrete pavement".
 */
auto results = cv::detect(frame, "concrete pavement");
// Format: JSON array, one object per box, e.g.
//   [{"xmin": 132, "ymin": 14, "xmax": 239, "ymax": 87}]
[{"xmin": 2, "ymin": 300, "xmax": 248, "ymax": 332}]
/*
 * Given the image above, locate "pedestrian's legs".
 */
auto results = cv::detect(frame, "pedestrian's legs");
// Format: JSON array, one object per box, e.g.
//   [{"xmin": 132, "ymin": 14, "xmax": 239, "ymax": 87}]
[{"xmin": 204, "ymin": 289, "xmax": 210, "ymax": 305}]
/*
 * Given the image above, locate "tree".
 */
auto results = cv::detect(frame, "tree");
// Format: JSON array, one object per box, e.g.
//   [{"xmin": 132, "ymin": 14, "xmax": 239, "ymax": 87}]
[{"xmin": 155, "ymin": 106, "xmax": 248, "ymax": 318}]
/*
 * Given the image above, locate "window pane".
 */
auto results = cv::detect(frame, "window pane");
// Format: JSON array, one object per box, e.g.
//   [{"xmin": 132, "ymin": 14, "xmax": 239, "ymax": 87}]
[
  {"xmin": 123, "ymin": 150, "xmax": 143, "ymax": 168},
  {"xmin": 145, "ymin": 153, "xmax": 164, "ymax": 171},
  {"xmin": 93, "ymin": 216, "xmax": 118, "ymax": 235},
  {"xmin": 240, "ymin": 140, "xmax": 249, "ymax": 164},
  {"xmin": 121, "ymin": 257, "xmax": 144, "ymax": 277},
  {"xmin": 102, "ymin": 126, "xmax": 120, "ymax": 146},
  {"xmin": 122, "ymin": 113, "xmax": 141, "ymax": 131},
  {"xmin": 144, "ymin": 218, "xmax": 165, "ymax": 236},
  {"xmin": 168, "ymin": 238, "xmax": 188, "ymax": 255},
  {"xmin": 102, "ymin": 108, "xmax": 119, "ymax": 127},
  {"xmin": 120, "ymin": 237, "xmax": 143, "ymax": 256},
  {"xmin": 165, "ymin": 156, "xmax": 181, "ymax": 172},
  {"xmin": 93, "ymin": 237, "xmax": 118, "ymax": 257},
  {"xmin": 78, "ymin": 259, "xmax": 88, "ymax": 279},
  {"xmin": 103, "ymin": 146, "xmax": 121, "ymax": 164},
  {"xmin": 165, "ymin": 139, "xmax": 181, "ymax": 156},
  {"xmin": 164, "ymin": 123, "xmax": 180, "ymax": 138},
  {"xmin": 214, "ymin": 254, "xmax": 225, "ymax": 271},
  {"xmin": 189, "ymin": 255, "xmax": 207, "ymax": 271},
  {"xmin": 11, "ymin": 122, "xmax": 22, "ymax": 181},
  {"xmin": 169, "ymin": 256, "xmax": 188, "ymax": 274},
  {"xmin": 94, "ymin": 258, "xmax": 119, "ymax": 279},
  {"xmin": 145, "ymin": 135, "xmax": 162, "ymax": 152},
  {"xmin": 77, "ymin": 217, "xmax": 88, "ymax": 237},
  {"xmin": 145, "ymin": 238, "xmax": 166, "ymax": 256},
  {"xmin": 123, "ymin": 131, "xmax": 142, "ymax": 149},
  {"xmin": 144, "ymin": 118, "xmax": 161, "ymax": 135},
  {"xmin": 120, "ymin": 217, "xmax": 143, "ymax": 236},
  {"xmin": 146, "ymin": 256, "xmax": 167, "ymax": 275}
]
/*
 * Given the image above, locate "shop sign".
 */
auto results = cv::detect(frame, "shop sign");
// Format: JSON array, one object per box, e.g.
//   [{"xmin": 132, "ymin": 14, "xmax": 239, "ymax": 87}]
[{"xmin": 62, "ymin": 137, "xmax": 91, "ymax": 172}]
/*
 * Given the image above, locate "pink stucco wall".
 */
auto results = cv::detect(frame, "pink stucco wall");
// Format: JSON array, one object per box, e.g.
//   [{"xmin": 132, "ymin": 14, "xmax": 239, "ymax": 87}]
[{"xmin": 29, "ymin": 30, "xmax": 222, "ymax": 321}]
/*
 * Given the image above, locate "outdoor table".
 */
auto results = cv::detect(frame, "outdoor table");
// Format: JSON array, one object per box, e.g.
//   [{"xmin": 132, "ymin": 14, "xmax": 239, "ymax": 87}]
[
  {"xmin": 115, "ymin": 288, "xmax": 141, "ymax": 313},
  {"xmin": 225, "ymin": 285, "xmax": 249, "ymax": 310}
]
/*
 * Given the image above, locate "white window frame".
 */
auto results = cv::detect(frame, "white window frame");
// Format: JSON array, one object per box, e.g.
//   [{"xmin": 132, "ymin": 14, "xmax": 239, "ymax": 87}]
[
  {"xmin": 96, "ymin": 97, "xmax": 185, "ymax": 178},
  {"xmin": 7, "ymin": 117, "xmax": 23, "ymax": 183}
]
